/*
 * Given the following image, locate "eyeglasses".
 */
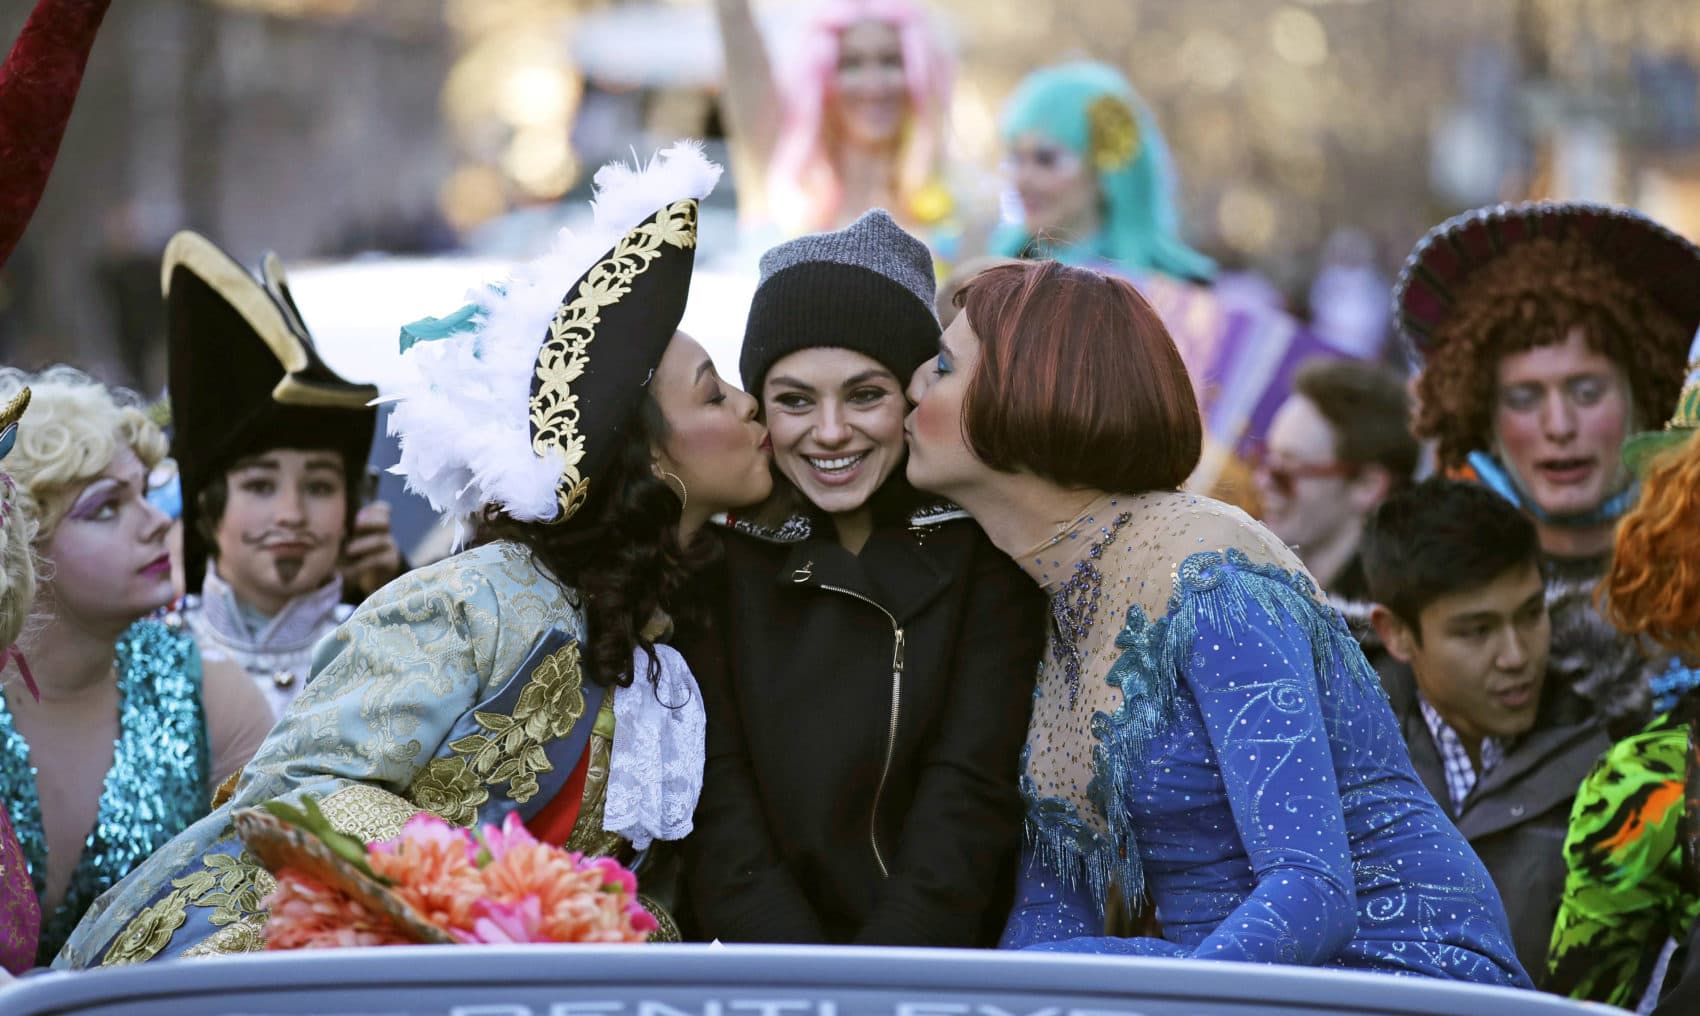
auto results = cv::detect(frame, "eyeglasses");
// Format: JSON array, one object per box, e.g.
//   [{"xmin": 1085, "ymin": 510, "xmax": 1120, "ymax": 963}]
[{"xmin": 1254, "ymin": 452, "xmax": 1357, "ymax": 499}]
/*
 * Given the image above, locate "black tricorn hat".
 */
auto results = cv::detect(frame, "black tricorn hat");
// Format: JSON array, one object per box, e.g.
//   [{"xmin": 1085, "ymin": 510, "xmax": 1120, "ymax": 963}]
[
  {"xmin": 163, "ymin": 231, "xmax": 379, "ymax": 590},
  {"xmin": 389, "ymin": 141, "xmax": 722, "ymax": 526},
  {"xmin": 528, "ymin": 199, "xmax": 702, "ymax": 522}
]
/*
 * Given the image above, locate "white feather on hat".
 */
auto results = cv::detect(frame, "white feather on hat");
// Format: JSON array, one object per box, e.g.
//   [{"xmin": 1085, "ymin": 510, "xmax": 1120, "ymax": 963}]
[{"xmin": 384, "ymin": 140, "xmax": 722, "ymax": 530}]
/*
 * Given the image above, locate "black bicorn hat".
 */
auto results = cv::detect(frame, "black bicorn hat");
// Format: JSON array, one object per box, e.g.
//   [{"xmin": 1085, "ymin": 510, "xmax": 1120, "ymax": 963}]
[{"xmin": 163, "ymin": 231, "xmax": 379, "ymax": 590}]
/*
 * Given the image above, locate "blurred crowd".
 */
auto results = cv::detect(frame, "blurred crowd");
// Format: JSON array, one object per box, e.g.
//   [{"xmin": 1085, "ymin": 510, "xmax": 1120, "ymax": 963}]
[{"xmin": 0, "ymin": 1, "xmax": 1698, "ymax": 1013}]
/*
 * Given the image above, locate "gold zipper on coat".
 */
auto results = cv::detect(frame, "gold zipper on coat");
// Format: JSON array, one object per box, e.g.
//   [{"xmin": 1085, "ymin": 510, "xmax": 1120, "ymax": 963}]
[{"xmin": 802, "ymin": 569, "xmax": 905, "ymax": 880}]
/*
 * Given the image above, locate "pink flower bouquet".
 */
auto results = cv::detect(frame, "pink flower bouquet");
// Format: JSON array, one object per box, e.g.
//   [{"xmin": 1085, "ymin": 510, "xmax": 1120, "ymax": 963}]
[{"xmin": 236, "ymin": 799, "xmax": 656, "ymax": 951}]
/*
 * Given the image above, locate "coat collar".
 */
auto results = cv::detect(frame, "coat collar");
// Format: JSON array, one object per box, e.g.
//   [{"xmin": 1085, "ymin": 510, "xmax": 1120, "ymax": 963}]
[
  {"xmin": 718, "ymin": 498, "xmax": 972, "ymax": 546},
  {"xmin": 193, "ymin": 565, "xmax": 348, "ymax": 653},
  {"xmin": 1381, "ymin": 657, "xmax": 1608, "ymax": 839},
  {"xmin": 775, "ymin": 525, "xmax": 954, "ymax": 626},
  {"xmin": 1381, "ymin": 662, "xmax": 1452, "ymax": 807}
]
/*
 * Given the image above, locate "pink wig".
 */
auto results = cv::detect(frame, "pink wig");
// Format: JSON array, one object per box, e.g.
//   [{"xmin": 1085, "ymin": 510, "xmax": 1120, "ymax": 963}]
[{"xmin": 768, "ymin": 0, "xmax": 954, "ymax": 233}]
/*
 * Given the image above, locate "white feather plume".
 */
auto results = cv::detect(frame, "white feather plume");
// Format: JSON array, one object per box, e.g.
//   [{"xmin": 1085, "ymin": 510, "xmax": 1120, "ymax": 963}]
[{"xmin": 386, "ymin": 140, "xmax": 722, "ymax": 530}]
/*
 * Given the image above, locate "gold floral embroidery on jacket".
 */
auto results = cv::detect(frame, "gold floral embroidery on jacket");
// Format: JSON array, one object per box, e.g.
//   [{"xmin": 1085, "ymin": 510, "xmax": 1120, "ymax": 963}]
[
  {"xmin": 100, "ymin": 889, "xmax": 190, "ymax": 966},
  {"xmin": 532, "ymin": 199, "xmax": 699, "ymax": 522},
  {"xmin": 180, "ymin": 918, "xmax": 266, "ymax": 958},
  {"xmin": 408, "ymin": 756, "xmax": 486, "ymax": 826},
  {"xmin": 407, "ymin": 640, "xmax": 588, "ymax": 824},
  {"xmin": 98, "ymin": 849, "xmax": 274, "ymax": 967},
  {"xmin": 318, "ymin": 783, "xmax": 420, "ymax": 843},
  {"xmin": 175, "ymin": 852, "xmax": 275, "ymax": 929}
]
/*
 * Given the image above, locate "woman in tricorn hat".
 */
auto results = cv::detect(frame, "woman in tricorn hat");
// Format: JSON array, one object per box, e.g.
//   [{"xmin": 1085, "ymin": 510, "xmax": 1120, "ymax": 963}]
[{"xmin": 56, "ymin": 141, "xmax": 775, "ymax": 966}]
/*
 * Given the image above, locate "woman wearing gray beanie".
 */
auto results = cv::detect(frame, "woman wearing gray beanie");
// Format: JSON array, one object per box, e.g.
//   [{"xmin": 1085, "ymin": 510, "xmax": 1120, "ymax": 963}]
[{"xmin": 678, "ymin": 210, "xmax": 1045, "ymax": 945}]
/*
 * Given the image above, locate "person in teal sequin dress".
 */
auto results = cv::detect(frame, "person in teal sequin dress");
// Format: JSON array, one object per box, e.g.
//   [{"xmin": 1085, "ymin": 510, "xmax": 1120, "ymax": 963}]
[
  {"xmin": 904, "ymin": 261, "xmax": 1529, "ymax": 986},
  {"xmin": 0, "ymin": 369, "xmax": 275, "ymax": 964}
]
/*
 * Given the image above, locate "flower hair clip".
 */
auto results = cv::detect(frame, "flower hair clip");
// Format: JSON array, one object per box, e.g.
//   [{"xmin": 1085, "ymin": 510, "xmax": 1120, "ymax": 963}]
[{"xmin": 1087, "ymin": 95, "xmax": 1141, "ymax": 174}]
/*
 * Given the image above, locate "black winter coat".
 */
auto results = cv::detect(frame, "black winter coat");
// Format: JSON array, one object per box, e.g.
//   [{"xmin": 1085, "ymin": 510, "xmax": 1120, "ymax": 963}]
[{"xmin": 679, "ymin": 510, "xmax": 1045, "ymax": 946}]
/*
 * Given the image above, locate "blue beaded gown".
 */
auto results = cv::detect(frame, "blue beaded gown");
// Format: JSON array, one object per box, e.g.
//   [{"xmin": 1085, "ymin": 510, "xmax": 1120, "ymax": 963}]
[
  {"xmin": 1000, "ymin": 492, "xmax": 1530, "ymax": 987},
  {"xmin": 0, "ymin": 620, "xmax": 209, "ymax": 964}
]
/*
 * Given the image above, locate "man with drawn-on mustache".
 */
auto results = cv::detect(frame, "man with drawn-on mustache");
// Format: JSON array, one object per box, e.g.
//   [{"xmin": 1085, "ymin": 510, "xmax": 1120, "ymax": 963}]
[{"xmin": 162, "ymin": 231, "xmax": 402, "ymax": 719}]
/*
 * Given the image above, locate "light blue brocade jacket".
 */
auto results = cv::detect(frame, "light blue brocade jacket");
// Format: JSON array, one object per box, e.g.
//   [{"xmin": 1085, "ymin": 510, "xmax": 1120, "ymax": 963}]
[{"xmin": 55, "ymin": 541, "xmax": 632, "ymax": 967}]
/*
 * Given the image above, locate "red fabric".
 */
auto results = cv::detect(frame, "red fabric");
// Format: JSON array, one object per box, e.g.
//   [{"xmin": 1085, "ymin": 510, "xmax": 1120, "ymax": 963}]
[
  {"xmin": 0, "ymin": 0, "xmax": 110, "ymax": 268},
  {"xmin": 0, "ymin": 807, "xmax": 39, "ymax": 975},
  {"xmin": 524, "ymin": 741, "xmax": 593, "ymax": 848}
]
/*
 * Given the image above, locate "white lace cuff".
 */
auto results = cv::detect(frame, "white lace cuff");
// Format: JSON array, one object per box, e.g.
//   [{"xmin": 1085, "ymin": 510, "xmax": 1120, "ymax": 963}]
[{"xmin": 604, "ymin": 643, "xmax": 705, "ymax": 849}]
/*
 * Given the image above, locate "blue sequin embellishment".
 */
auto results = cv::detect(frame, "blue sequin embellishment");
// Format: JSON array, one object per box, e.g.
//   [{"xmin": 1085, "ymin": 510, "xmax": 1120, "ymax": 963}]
[
  {"xmin": 1652, "ymin": 657, "xmax": 1700, "ymax": 714},
  {"xmin": 0, "ymin": 620, "xmax": 209, "ymax": 963},
  {"xmin": 1022, "ymin": 548, "xmax": 1386, "ymax": 914}
]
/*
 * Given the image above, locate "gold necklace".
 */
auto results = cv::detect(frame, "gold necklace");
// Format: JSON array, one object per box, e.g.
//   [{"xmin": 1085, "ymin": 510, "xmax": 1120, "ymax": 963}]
[{"xmin": 1016, "ymin": 494, "xmax": 1112, "ymax": 561}]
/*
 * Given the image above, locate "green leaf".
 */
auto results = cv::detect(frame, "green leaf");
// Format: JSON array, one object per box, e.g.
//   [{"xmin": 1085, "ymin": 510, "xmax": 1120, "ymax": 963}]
[
  {"xmin": 473, "ymin": 711, "xmax": 514, "ymax": 734},
  {"xmin": 261, "ymin": 796, "xmax": 390, "ymax": 884},
  {"xmin": 447, "ymin": 733, "xmax": 492, "ymax": 756},
  {"xmin": 172, "ymin": 870, "xmax": 218, "ymax": 897}
]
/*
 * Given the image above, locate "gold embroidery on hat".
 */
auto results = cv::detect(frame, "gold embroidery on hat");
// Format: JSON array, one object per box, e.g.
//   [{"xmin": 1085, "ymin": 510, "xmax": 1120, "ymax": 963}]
[
  {"xmin": 531, "ymin": 199, "xmax": 700, "ymax": 524},
  {"xmin": 1087, "ymin": 95, "xmax": 1140, "ymax": 174}
]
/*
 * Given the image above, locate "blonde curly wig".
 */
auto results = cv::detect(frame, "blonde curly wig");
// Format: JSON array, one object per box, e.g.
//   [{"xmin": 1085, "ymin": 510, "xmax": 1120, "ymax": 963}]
[
  {"xmin": 0, "ymin": 469, "xmax": 37, "ymax": 650},
  {"xmin": 0, "ymin": 367, "xmax": 167, "ymax": 546}
]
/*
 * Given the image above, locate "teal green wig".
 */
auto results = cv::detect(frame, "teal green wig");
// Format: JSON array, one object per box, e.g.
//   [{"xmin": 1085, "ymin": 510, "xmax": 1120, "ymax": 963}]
[{"xmin": 992, "ymin": 62, "xmax": 1214, "ymax": 282}]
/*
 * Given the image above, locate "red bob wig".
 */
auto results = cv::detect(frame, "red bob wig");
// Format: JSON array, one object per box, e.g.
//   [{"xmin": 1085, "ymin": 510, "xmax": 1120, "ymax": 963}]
[{"xmin": 954, "ymin": 260, "xmax": 1201, "ymax": 493}]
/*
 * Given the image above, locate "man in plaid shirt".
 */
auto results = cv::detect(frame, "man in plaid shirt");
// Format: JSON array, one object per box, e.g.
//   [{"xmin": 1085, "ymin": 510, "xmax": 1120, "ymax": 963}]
[{"xmin": 1358, "ymin": 478, "xmax": 1609, "ymax": 987}]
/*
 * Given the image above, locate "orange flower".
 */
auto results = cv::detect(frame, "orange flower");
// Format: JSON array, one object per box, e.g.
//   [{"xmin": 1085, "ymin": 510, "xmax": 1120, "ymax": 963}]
[
  {"xmin": 264, "ymin": 811, "xmax": 653, "ymax": 950},
  {"xmin": 480, "ymin": 844, "xmax": 653, "ymax": 943},
  {"xmin": 366, "ymin": 822, "xmax": 486, "ymax": 935},
  {"xmin": 263, "ymin": 870, "xmax": 412, "ymax": 950}
]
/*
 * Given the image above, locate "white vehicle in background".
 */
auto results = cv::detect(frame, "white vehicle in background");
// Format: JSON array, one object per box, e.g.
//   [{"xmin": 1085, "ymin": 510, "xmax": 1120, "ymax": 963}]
[
  {"xmin": 288, "ymin": 206, "xmax": 756, "ymax": 395},
  {"xmin": 276, "ymin": 198, "xmax": 757, "ymax": 563},
  {"xmin": 0, "ymin": 945, "xmax": 1607, "ymax": 1016}
]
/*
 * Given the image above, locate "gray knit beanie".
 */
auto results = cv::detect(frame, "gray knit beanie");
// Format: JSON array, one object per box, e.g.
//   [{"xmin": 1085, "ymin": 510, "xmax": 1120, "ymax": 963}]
[{"xmin": 739, "ymin": 209, "xmax": 941, "ymax": 393}]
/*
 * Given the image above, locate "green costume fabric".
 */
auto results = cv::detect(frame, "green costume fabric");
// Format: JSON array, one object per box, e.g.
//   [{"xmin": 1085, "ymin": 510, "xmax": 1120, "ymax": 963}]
[{"xmin": 1547, "ymin": 699, "xmax": 1700, "ymax": 1005}]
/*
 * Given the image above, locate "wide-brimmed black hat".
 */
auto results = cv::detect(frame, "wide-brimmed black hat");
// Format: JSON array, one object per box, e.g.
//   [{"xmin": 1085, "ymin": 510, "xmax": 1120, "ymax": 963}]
[
  {"xmin": 1394, "ymin": 201, "xmax": 1700, "ymax": 364},
  {"xmin": 388, "ymin": 141, "xmax": 722, "ymax": 527},
  {"xmin": 164, "ymin": 231, "xmax": 379, "ymax": 589}
]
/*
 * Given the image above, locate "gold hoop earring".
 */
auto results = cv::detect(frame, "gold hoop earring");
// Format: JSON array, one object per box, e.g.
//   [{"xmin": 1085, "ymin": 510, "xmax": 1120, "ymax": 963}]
[{"xmin": 658, "ymin": 469, "xmax": 688, "ymax": 515}]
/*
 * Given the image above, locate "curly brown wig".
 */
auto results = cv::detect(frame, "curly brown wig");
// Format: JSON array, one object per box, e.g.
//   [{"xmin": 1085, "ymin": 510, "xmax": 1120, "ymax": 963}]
[
  {"xmin": 1602, "ymin": 434, "xmax": 1700, "ymax": 659},
  {"xmin": 1412, "ymin": 237, "xmax": 1687, "ymax": 470},
  {"xmin": 482, "ymin": 394, "xmax": 711, "ymax": 690}
]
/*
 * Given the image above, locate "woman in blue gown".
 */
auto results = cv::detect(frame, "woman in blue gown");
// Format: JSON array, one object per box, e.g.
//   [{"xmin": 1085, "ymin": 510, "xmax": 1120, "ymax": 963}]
[{"xmin": 903, "ymin": 259, "xmax": 1529, "ymax": 986}]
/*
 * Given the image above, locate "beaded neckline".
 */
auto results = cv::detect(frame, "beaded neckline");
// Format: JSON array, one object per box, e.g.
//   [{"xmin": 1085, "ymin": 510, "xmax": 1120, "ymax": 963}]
[{"xmin": 1049, "ymin": 511, "xmax": 1134, "ymax": 707}]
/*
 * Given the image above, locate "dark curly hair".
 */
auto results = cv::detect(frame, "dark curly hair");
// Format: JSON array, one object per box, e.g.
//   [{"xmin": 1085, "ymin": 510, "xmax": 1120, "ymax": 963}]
[
  {"xmin": 1413, "ymin": 237, "xmax": 1687, "ymax": 470},
  {"xmin": 482, "ymin": 394, "xmax": 709, "ymax": 689}
]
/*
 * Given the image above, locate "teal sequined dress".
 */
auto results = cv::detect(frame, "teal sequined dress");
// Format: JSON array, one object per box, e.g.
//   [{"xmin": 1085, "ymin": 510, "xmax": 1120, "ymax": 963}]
[{"xmin": 0, "ymin": 620, "xmax": 209, "ymax": 964}]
